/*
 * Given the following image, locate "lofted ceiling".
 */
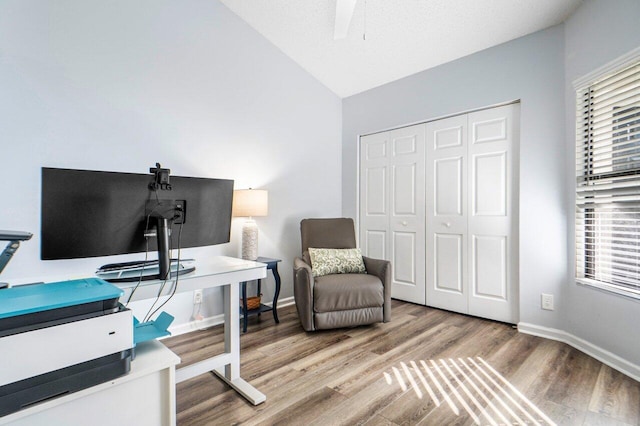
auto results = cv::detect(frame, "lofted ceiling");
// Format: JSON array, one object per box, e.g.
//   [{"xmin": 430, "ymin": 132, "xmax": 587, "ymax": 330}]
[{"xmin": 219, "ymin": 0, "xmax": 583, "ymax": 98}]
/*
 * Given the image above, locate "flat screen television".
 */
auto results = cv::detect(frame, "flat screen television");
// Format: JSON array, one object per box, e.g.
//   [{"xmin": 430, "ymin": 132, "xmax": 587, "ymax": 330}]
[{"xmin": 41, "ymin": 167, "xmax": 234, "ymax": 281}]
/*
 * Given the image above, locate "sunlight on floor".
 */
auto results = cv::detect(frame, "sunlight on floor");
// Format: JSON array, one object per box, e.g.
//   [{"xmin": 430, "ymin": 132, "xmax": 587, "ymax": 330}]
[{"xmin": 383, "ymin": 357, "xmax": 557, "ymax": 426}]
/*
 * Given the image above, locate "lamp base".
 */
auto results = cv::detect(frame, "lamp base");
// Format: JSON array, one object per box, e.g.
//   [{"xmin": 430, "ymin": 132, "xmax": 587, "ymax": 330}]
[{"xmin": 241, "ymin": 220, "xmax": 258, "ymax": 260}]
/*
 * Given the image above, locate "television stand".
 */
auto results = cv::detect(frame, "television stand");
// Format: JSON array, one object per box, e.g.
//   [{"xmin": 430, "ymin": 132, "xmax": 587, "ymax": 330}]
[{"xmin": 96, "ymin": 259, "xmax": 196, "ymax": 283}]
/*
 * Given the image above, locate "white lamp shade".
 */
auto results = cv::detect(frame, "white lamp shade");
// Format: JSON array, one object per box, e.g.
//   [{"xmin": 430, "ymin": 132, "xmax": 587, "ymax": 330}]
[{"xmin": 232, "ymin": 189, "xmax": 268, "ymax": 217}]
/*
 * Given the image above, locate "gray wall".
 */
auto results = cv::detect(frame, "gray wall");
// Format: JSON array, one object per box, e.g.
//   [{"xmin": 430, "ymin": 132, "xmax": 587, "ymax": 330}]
[
  {"xmin": 0, "ymin": 0, "xmax": 342, "ymax": 327},
  {"xmin": 563, "ymin": 0, "xmax": 640, "ymax": 365},
  {"xmin": 343, "ymin": 25, "xmax": 568, "ymax": 330}
]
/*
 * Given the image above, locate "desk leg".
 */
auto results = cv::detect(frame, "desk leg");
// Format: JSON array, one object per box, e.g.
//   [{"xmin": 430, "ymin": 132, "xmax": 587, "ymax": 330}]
[
  {"xmin": 242, "ymin": 282, "xmax": 248, "ymax": 333},
  {"xmin": 212, "ymin": 282, "xmax": 266, "ymax": 405},
  {"xmin": 224, "ymin": 283, "xmax": 239, "ymax": 380}
]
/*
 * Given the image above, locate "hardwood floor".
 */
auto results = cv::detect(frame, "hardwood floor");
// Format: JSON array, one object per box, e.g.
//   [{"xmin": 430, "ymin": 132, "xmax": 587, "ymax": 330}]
[{"xmin": 163, "ymin": 300, "xmax": 640, "ymax": 426}]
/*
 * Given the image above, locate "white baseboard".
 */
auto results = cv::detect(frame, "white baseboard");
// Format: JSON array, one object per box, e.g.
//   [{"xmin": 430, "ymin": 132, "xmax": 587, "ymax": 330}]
[
  {"xmin": 518, "ymin": 322, "xmax": 640, "ymax": 382},
  {"xmin": 166, "ymin": 296, "xmax": 296, "ymax": 338},
  {"xmin": 273, "ymin": 296, "xmax": 295, "ymax": 308},
  {"xmin": 167, "ymin": 313, "xmax": 225, "ymax": 337}
]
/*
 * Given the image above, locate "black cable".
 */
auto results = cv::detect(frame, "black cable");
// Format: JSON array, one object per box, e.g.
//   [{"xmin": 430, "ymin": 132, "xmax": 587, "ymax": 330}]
[
  {"xmin": 143, "ymin": 273, "xmax": 169, "ymax": 322},
  {"xmin": 146, "ymin": 219, "xmax": 184, "ymax": 320},
  {"xmin": 125, "ymin": 200, "xmax": 161, "ymax": 306},
  {"xmin": 142, "ymin": 217, "xmax": 177, "ymax": 321},
  {"xmin": 142, "ymin": 216, "xmax": 172, "ymax": 322}
]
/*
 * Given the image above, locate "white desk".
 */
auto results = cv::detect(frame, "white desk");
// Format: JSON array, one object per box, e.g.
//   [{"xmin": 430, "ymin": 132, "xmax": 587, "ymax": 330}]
[
  {"xmin": 118, "ymin": 256, "xmax": 267, "ymax": 405},
  {"xmin": 0, "ymin": 340, "xmax": 180, "ymax": 426}
]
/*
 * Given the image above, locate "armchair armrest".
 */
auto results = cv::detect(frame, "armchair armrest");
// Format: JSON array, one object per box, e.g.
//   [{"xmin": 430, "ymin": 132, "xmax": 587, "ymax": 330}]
[
  {"xmin": 363, "ymin": 256, "xmax": 392, "ymax": 322},
  {"xmin": 293, "ymin": 257, "xmax": 315, "ymax": 331}
]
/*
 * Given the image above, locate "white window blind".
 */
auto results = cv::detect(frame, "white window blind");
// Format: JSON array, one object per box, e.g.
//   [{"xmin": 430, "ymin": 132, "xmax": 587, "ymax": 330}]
[{"xmin": 575, "ymin": 59, "xmax": 640, "ymax": 298}]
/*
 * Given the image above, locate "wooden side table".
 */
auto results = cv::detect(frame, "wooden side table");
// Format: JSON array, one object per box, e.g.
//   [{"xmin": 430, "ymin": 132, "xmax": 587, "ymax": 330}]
[{"xmin": 241, "ymin": 257, "xmax": 281, "ymax": 333}]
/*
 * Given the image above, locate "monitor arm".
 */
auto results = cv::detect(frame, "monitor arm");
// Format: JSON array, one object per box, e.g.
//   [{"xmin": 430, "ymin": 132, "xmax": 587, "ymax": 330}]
[
  {"xmin": 155, "ymin": 217, "xmax": 171, "ymax": 280},
  {"xmin": 0, "ymin": 230, "xmax": 32, "ymax": 277}
]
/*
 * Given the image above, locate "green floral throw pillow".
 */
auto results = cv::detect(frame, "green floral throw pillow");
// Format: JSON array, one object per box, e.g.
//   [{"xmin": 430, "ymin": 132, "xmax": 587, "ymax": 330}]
[{"xmin": 308, "ymin": 248, "xmax": 366, "ymax": 277}]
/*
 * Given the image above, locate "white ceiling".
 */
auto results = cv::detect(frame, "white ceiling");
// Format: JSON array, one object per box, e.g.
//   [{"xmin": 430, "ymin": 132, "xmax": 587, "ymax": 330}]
[{"xmin": 219, "ymin": 0, "xmax": 583, "ymax": 98}]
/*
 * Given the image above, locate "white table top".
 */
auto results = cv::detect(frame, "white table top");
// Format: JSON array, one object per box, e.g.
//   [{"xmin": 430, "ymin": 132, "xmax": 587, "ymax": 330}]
[{"xmin": 117, "ymin": 256, "xmax": 267, "ymax": 303}]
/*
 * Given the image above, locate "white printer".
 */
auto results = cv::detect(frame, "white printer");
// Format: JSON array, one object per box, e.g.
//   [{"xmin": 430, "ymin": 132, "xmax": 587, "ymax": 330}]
[{"xmin": 0, "ymin": 278, "xmax": 133, "ymax": 417}]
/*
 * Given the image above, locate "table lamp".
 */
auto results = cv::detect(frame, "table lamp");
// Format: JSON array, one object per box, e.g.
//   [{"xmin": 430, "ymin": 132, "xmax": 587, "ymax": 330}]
[{"xmin": 232, "ymin": 189, "xmax": 268, "ymax": 260}]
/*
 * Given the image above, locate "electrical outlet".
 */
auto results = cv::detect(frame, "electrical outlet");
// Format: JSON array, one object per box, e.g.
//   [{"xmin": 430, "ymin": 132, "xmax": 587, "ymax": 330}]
[
  {"xmin": 193, "ymin": 289, "xmax": 203, "ymax": 304},
  {"xmin": 541, "ymin": 293, "xmax": 554, "ymax": 311}
]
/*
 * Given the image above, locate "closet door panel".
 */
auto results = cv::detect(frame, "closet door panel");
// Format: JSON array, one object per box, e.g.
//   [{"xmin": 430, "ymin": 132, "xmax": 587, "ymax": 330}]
[
  {"xmin": 434, "ymin": 233, "xmax": 463, "ymax": 293},
  {"xmin": 393, "ymin": 231, "xmax": 416, "ymax": 285},
  {"xmin": 359, "ymin": 124, "xmax": 425, "ymax": 305},
  {"xmin": 435, "ymin": 157, "xmax": 463, "ymax": 216},
  {"xmin": 388, "ymin": 124, "xmax": 426, "ymax": 304},
  {"xmin": 365, "ymin": 166, "xmax": 387, "ymax": 215},
  {"xmin": 468, "ymin": 104, "xmax": 518, "ymax": 323},
  {"xmin": 472, "ymin": 235, "xmax": 507, "ymax": 300},
  {"xmin": 473, "ymin": 151, "xmax": 507, "ymax": 217},
  {"xmin": 425, "ymin": 115, "xmax": 468, "ymax": 313},
  {"xmin": 360, "ymin": 132, "xmax": 389, "ymax": 262},
  {"xmin": 364, "ymin": 230, "xmax": 386, "ymax": 260}
]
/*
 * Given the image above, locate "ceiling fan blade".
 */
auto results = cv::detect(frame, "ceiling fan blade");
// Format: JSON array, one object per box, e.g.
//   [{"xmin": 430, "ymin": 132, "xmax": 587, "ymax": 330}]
[{"xmin": 334, "ymin": 0, "xmax": 358, "ymax": 40}]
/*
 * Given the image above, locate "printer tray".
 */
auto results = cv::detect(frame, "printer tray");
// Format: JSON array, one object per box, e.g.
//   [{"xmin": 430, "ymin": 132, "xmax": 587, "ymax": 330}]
[
  {"xmin": 0, "ymin": 298, "xmax": 120, "ymax": 338},
  {"xmin": 0, "ymin": 349, "xmax": 131, "ymax": 418}
]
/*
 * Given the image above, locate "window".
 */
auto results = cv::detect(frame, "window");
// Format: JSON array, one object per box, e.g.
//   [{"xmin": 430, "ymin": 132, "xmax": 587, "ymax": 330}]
[{"xmin": 575, "ymin": 56, "xmax": 640, "ymax": 298}]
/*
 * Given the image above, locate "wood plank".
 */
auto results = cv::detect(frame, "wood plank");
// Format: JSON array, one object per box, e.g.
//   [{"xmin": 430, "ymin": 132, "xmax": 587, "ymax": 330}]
[
  {"xmin": 544, "ymin": 346, "xmax": 602, "ymax": 410},
  {"xmin": 257, "ymin": 386, "xmax": 348, "ymax": 425},
  {"xmin": 539, "ymin": 400, "xmax": 587, "ymax": 426},
  {"xmin": 377, "ymin": 321, "xmax": 515, "ymax": 425},
  {"xmin": 328, "ymin": 321, "xmax": 462, "ymax": 397},
  {"xmin": 505, "ymin": 338, "xmax": 572, "ymax": 402},
  {"xmin": 363, "ymin": 415, "xmax": 400, "ymax": 426},
  {"xmin": 308, "ymin": 375, "xmax": 406, "ymax": 426},
  {"xmin": 588, "ymin": 364, "xmax": 640, "ymax": 425},
  {"xmin": 161, "ymin": 303, "xmax": 640, "ymax": 425}
]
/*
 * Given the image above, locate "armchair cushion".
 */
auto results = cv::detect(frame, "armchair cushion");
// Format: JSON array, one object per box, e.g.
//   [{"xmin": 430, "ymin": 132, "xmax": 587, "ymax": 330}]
[
  {"xmin": 314, "ymin": 273, "xmax": 383, "ymax": 313},
  {"xmin": 308, "ymin": 248, "xmax": 366, "ymax": 277}
]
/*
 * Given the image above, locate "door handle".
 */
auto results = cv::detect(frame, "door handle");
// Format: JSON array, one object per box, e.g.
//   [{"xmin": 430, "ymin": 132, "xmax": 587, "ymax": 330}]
[
  {"xmin": 443, "ymin": 222, "xmax": 451, "ymax": 228},
  {"xmin": 401, "ymin": 221, "xmax": 408, "ymax": 226}
]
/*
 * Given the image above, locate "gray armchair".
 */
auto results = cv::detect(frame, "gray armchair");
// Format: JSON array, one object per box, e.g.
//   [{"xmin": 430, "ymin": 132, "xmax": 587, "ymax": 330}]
[{"xmin": 293, "ymin": 218, "xmax": 391, "ymax": 331}]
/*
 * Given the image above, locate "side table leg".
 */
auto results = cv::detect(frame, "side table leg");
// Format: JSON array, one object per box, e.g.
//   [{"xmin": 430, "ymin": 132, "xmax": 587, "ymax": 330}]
[
  {"xmin": 272, "ymin": 265, "xmax": 281, "ymax": 324},
  {"xmin": 257, "ymin": 279, "xmax": 262, "ymax": 318}
]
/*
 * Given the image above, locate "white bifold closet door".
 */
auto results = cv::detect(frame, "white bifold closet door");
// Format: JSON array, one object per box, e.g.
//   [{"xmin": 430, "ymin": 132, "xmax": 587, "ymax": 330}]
[
  {"xmin": 425, "ymin": 104, "xmax": 518, "ymax": 323},
  {"xmin": 359, "ymin": 124, "xmax": 426, "ymax": 305},
  {"xmin": 359, "ymin": 103, "xmax": 518, "ymax": 323}
]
